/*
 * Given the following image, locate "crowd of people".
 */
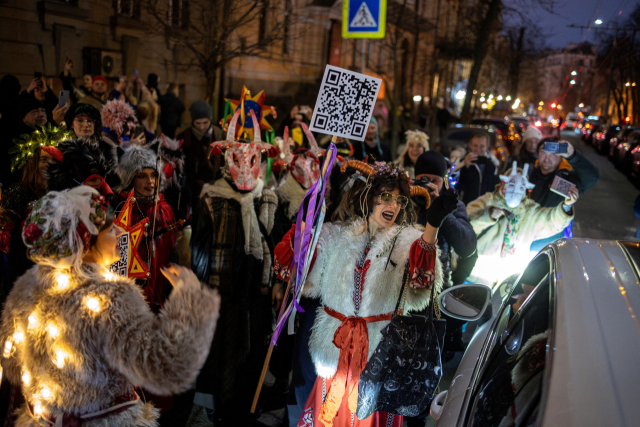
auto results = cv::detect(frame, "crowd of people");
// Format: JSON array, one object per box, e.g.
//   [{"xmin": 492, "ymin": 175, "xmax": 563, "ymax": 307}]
[{"xmin": 0, "ymin": 67, "xmax": 599, "ymax": 427}]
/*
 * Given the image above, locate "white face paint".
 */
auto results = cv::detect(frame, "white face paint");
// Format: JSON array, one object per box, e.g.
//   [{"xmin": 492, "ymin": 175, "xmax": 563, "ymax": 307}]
[{"xmin": 499, "ymin": 162, "xmax": 535, "ymax": 208}]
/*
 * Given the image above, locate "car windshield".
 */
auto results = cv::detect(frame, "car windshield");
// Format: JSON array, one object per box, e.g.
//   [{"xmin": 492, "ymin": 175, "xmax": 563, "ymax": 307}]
[
  {"xmin": 466, "ymin": 254, "xmax": 551, "ymax": 427},
  {"xmin": 472, "ymin": 119, "xmax": 509, "ymax": 134}
]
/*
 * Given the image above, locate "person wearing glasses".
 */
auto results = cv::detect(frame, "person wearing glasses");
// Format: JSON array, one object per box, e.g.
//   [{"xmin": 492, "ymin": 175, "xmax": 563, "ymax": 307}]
[
  {"xmin": 64, "ymin": 103, "xmax": 101, "ymax": 140},
  {"xmin": 273, "ymin": 160, "xmax": 458, "ymax": 427}
]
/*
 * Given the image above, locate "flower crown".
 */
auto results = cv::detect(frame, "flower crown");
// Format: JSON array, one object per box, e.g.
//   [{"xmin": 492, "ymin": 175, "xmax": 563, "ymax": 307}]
[
  {"xmin": 9, "ymin": 123, "xmax": 73, "ymax": 173},
  {"xmin": 372, "ymin": 161, "xmax": 406, "ymax": 178}
]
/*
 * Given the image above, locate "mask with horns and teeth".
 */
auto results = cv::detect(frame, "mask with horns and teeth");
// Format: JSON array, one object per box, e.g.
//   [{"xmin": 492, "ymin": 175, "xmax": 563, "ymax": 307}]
[
  {"xmin": 211, "ymin": 109, "xmax": 279, "ymax": 191},
  {"xmin": 500, "ymin": 161, "xmax": 536, "ymax": 208},
  {"xmin": 281, "ymin": 123, "xmax": 324, "ymax": 189}
]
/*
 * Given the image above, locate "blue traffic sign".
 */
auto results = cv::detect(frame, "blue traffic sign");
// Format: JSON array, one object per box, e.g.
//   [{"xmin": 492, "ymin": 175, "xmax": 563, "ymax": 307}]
[{"xmin": 342, "ymin": 0, "xmax": 387, "ymax": 39}]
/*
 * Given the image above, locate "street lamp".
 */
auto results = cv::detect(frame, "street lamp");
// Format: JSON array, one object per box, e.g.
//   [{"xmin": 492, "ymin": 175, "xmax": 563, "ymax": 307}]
[
  {"xmin": 595, "ymin": 19, "xmax": 603, "ymax": 25},
  {"xmin": 497, "ymin": 95, "xmax": 503, "ymax": 100},
  {"xmin": 571, "ymin": 71, "xmax": 577, "ymax": 76},
  {"xmin": 506, "ymin": 96, "xmax": 512, "ymax": 101},
  {"xmin": 480, "ymin": 96, "xmax": 486, "ymax": 102},
  {"xmin": 539, "ymin": 101, "xmax": 544, "ymax": 106},
  {"xmin": 570, "ymin": 80, "xmax": 576, "ymax": 85},
  {"xmin": 413, "ymin": 95, "xmax": 422, "ymax": 102},
  {"xmin": 579, "ymin": 103, "xmax": 584, "ymax": 108}
]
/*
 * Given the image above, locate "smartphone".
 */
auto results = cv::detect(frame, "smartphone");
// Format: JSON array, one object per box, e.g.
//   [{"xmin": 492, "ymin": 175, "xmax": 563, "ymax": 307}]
[
  {"xmin": 133, "ymin": 69, "xmax": 139, "ymax": 78},
  {"xmin": 34, "ymin": 72, "xmax": 42, "ymax": 79},
  {"xmin": 544, "ymin": 142, "xmax": 568, "ymax": 153},
  {"xmin": 134, "ymin": 125, "xmax": 146, "ymax": 138},
  {"xmin": 474, "ymin": 155, "xmax": 488, "ymax": 164},
  {"xmin": 58, "ymin": 90, "xmax": 70, "ymax": 108}
]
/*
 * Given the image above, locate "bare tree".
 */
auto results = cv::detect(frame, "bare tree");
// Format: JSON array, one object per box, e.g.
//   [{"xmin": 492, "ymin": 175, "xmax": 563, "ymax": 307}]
[{"xmin": 145, "ymin": 0, "xmax": 290, "ymax": 116}]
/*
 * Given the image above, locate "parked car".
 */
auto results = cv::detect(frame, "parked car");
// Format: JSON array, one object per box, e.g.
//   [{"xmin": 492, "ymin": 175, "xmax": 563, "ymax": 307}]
[
  {"xmin": 628, "ymin": 144, "xmax": 640, "ymax": 182},
  {"xmin": 581, "ymin": 122, "xmax": 602, "ymax": 144},
  {"xmin": 616, "ymin": 133, "xmax": 640, "ymax": 172},
  {"xmin": 593, "ymin": 124, "xmax": 624, "ymax": 154},
  {"xmin": 609, "ymin": 127, "xmax": 640, "ymax": 159},
  {"xmin": 507, "ymin": 115, "xmax": 530, "ymax": 134},
  {"xmin": 564, "ymin": 112, "xmax": 582, "ymax": 129},
  {"xmin": 471, "ymin": 117, "xmax": 521, "ymax": 150},
  {"xmin": 576, "ymin": 115, "xmax": 600, "ymax": 136},
  {"xmin": 431, "ymin": 240, "xmax": 640, "ymax": 427}
]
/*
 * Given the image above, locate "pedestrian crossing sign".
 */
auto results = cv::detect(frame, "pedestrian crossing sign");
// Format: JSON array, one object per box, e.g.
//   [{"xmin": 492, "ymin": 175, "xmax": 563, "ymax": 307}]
[{"xmin": 342, "ymin": 0, "xmax": 387, "ymax": 39}]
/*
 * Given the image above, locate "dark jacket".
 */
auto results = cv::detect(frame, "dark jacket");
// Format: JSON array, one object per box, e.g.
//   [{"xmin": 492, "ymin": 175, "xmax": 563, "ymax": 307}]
[
  {"xmin": 353, "ymin": 140, "xmax": 393, "ymax": 163},
  {"xmin": 158, "ymin": 92, "xmax": 185, "ymax": 129},
  {"xmin": 529, "ymin": 150, "xmax": 599, "ymax": 208},
  {"xmin": 456, "ymin": 157, "xmax": 497, "ymax": 205},
  {"xmin": 508, "ymin": 150, "xmax": 537, "ymax": 171},
  {"xmin": 20, "ymin": 90, "xmax": 58, "ymax": 125},
  {"xmin": 417, "ymin": 199, "xmax": 477, "ymax": 287},
  {"xmin": 179, "ymin": 126, "xmax": 221, "ymax": 203}
]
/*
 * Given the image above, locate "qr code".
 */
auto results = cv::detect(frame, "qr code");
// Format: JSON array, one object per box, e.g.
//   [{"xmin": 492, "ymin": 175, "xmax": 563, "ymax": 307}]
[
  {"xmin": 310, "ymin": 65, "xmax": 381, "ymax": 141},
  {"xmin": 551, "ymin": 176, "xmax": 574, "ymax": 197},
  {"xmin": 109, "ymin": 232, "xmax": 129, "ymax": 277}
]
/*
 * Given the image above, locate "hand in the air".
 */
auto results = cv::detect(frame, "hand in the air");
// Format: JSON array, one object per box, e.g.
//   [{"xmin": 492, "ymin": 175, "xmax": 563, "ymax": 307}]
[
  {"xmin": 564, "ymin": 186, "xmax": 579, "ymax": 206},
  {"xmin": 426, "ymin": 186, "xmax": 458, "ymax": 228}
]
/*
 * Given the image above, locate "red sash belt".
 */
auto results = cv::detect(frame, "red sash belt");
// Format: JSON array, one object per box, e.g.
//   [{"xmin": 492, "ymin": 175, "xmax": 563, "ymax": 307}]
[
  {"xmin": 28, "ymin": 388, "xmax": 139, "ymax": 427},
  {"xmin": 319, "ymin": 306, "xmax": 393, "ymax": 426}
]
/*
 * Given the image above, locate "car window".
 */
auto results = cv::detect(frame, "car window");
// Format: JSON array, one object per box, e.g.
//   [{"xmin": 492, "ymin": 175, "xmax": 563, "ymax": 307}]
[{"xmin": 467, "ymin": 254, "xmax": 551, "ymax": 427}]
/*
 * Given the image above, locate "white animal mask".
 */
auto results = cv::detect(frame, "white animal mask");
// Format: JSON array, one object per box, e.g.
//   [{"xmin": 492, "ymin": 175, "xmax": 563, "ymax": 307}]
[{"xmin": 499, "ymin": 161, "xmax": 535, "ymax": 208}]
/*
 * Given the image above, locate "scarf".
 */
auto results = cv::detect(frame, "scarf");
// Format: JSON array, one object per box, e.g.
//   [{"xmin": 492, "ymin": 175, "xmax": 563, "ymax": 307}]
[
  {"xmin": 275, "ymin": 173, "xmax": 308, "ymax": 221},
  {"xmin": 191, "ymin": 125, "xmax": 212, "ymax": 144},
  {"xmin": 201, "ymin": 178, "xmax": 265, "ymax": 260}
]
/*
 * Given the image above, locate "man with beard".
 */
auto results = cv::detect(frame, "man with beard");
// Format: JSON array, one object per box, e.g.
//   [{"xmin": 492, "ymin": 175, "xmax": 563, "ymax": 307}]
[{"xmin": 78, "ymin": 75, "xmax": 109, "ymax": 110}]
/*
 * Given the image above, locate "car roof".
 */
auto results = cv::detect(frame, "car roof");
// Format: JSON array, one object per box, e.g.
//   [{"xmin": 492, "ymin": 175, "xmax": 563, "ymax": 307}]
[{"xmin": 543, "ymin": 240, "xmax": 640, "ymax": 427}]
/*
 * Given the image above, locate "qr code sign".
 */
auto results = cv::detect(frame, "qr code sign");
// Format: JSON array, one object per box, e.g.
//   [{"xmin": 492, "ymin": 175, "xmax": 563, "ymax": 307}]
[
  {"xmin": 109, "ymin": 232, "xmax": 130, "ymax": 277},
  {"xmin": 310, "ymin": 65, "xmax": 382, "ymax": 141},
  {"xmin": 550, "ymin": 176, "xmax": 575, "ymax": 198}
]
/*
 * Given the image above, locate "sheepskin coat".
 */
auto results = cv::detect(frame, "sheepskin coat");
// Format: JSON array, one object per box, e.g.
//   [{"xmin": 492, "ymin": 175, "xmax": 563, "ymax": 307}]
[
  {"xmin": 0, "ymin": 263, "xmax": 219, "ymax": 427},
  {"xmin": 303, "ymin": 219, "xmax": 443, "ymax": 379}
]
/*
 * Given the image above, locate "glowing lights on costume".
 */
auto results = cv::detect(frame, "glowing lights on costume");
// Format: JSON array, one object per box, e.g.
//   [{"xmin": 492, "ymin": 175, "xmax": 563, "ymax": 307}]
[
  {"xmin": 41, "ymin": 386, "xmax": 52, "ymax": 400},
  {"xmin": 103, "ymin": 271, "xmax": 115, "ymax": 281},
  {"xmin": 85, "ymin": 297, "xmax": 100, "ymax": 312},
  {"xmin": 13, "ymin": 328, "xmax": 24, "ymax": 343},
  {"xmin": 56, "ymin": 272, "xmax": 70, "ymax": 290},
  {"xmin": 54, "ymin": 348, "xmax": 67, "ymax": 369},
  {"xmin": 3, "ymin": 341, "xmax": 12, "ymax": 358},
  {"xmin": 47, "ymin": 323, "xmax": 59, "ymax": 338},
  {"xmin": 22, "ymin": 369, "xmax": 31, "ymax": 385},
  {"xmin": 33, "ymin": 401, "xmax": 44, "ymax": 415},
  {"xmin": 28, "ymin": 312, "xmax": 39, "ymax": 329}
]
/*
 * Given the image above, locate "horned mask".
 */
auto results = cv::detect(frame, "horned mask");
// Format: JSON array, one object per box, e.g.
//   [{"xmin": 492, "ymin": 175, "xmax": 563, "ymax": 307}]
[
  {"xmin": 211, "ymin": 109, "xmax": 279, "ymax": 191},
  {"xmin": 281, "ymin": 123, "xmax": 323, "ymax": 189},
  {"xmin": 500, "ymin": 161, "xmax": 535, "ymax": 208}
]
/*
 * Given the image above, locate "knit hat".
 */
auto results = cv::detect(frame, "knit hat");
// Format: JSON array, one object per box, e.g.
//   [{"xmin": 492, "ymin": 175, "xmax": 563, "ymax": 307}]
[
  {"xmin": 22, "ymin": 186, "xmax": 108, "ymax": 269},
  {"xmin": 47, "ymin": 138, "xmax": 112, "ymax": 196},
  {"xmin": 114, "ymin": 144, "xmax": 166, "ymax": 194},
  {"xmin": 414, "ymin": 150, "xmax": 448, "ymax": 178},
  {"xmin": 19, "ymin": 98, "xmax": 45, "ymax": 119},
  {"xmin": 522, "ymin": 126, "xmax": 542, "ymax": 142},
  {"xmin": 189, "ymin": 101, "xmax": 212, "ymax": 122},
  {"xmin": 101, "ymin": 99, "xmax": 135, "ymax": 137},
  {"xmin": 360, "ymin": 116, "xmax": 383, "ymax": 159},
  {"xmin": 64, "ymin": 103, "xmax": 101, "ymax": 132},
  {"xmin": 92, "ymin": 75, "xmax": 108, "ymax": 84}
]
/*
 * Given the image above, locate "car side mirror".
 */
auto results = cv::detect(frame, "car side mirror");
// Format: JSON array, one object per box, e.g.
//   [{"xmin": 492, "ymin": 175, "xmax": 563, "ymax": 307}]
[{"xmin": 437, "ymin": 284, "xmax": 491, "ymax": 321}]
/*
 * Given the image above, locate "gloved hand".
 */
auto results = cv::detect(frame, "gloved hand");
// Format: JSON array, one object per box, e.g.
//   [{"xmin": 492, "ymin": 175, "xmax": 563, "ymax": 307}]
[{"xmin": 426, "ymin": 186, "xmax": 459, "ymax": 228}]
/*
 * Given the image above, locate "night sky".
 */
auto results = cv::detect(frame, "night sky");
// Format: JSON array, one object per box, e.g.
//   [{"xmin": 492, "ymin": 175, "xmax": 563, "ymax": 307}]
[{"xmin": 518, "ymin": 0, "xmax": 640, "ymax": 48}]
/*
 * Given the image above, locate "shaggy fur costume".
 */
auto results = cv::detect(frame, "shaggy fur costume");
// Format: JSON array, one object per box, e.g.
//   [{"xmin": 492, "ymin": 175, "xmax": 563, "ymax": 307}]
[
  {"xmin": 101, "ymin": 100, "xmax": 134, "ymax": 137},
  {"xmin": 303, "ymin": 219, "xmax": 443, "ymax": 379},
  {"xmin": 47, "ymin": 138, "xmax": 111, "ymax": 192},
  {"xmin": 0, "ymin": 263, "xmax": 219, "ymax": 427},
  {"xmin": 114, "ymin": 144, "xmax": 167, "ymax": 194}
]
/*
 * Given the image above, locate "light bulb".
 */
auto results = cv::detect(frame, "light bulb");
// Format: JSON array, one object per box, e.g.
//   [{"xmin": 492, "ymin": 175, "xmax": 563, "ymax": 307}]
[
  {"xmin": 41, "ymin": 386, "xmax": 52, "ymax": 400},
  {"xmin": 28, "ymin": 313, "xmax": 38, "ymax": 329},
  {"xmin": 3, "ymin": 341, "xmax": 12, "ymax": 358},
  {"xmin": 22, "ymin": 370, "xmax": 31, "ymax": 385},
  {"xmin": 13, "ymin": 328, "xmax": 24, "ymax": 343},
  {"xmin": 56, "ymin": 273, "xmax": 70, "ymax": 290},
  {"xmin": 85, "ymin": 297, "xmax": 100, "ymax": 312},
  {"xmin": 33, "ymin": 401, "xmax": 43, "ymax": 415},
  {"xmin": 103, "ymin": 271, "xmax": 115, "ymax": 281},
  {"xmin": 47, "ymin": 323, "xmax": 59, "ymax": 338},
  {"xmin": 54, "ymin": 348, "xmax": 66, "ymax": 369}
]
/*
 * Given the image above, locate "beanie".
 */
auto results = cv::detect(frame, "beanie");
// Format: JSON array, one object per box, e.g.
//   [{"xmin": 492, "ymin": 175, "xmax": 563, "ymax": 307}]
[
  {"xmin": 190, "ymin": 101, "xmax": 212, "ymax": 122},
  {"xmin": 64, "ymin": 103, "xmax": 101, "ymax": 130},
  {"xmin": 19, "ymin": 98, "xmax": 45, "ymax": 119},
  {"xmin": 92, "ymin": 75, "xmax": 107, "ymax": 84},
  {"xmin": 522, "ymin": 126, "xmax": 542, "ymax": 142},
  {"xmin": 414, "ymin": 150, "xmax": 448, "ymax": 178}
]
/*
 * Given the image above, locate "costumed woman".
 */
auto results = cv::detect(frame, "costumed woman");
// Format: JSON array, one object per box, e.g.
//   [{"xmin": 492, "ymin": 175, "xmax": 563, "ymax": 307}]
[
  {"xmin": 395, "ymin": 130, "xmax": 429, "ymax": 179},
  {"xmin": 190, "ymin": 110, "xmax": 279, "ymax": 425},
  {"xmin": 0, "ymin": 185, "xmax": 219, "ymax": 426},
  {"xmin": 274, "ymin": 160, "xmax": 458, "ymax": 427},
  {"xmin": 113, "ymin": 144, "xmax": 179, "ymax": 312}
]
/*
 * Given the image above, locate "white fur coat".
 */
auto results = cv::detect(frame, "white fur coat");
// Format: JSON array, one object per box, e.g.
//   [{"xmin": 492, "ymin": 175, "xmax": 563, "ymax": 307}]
[
  {"xmin": 303, "ymin": 219, "xmax": 443, "ymax": 379},
  {"xmin": 0, "ymin": 264, "xmax": 219, "ymax": 427}
]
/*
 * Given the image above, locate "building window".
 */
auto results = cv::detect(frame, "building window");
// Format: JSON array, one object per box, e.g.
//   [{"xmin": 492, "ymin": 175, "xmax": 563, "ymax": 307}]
[
  {"xmin": 282, "ymin": 0, "xmax": 291, "ymax": 54},
  {"xmin": 258, "ymin": 0, "xmax": 269, "ymax": 42},
  {"xmin": 116, "ymin": 0, "xmax": 141, "ymax": 19},
  {"xmin": 53, "ymin": 0, "xmax": 79, "ymax": 5},
  {"xmin": 168, "ymin": 0, "xmax": 185, "ymax": 27}
]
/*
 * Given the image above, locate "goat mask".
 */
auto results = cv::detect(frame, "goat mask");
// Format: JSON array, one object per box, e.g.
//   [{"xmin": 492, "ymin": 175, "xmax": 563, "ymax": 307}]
[
  {"xmin": 282, "ymin": 123, "xmax": 323, "ymax": 190},
  {"xmin": 500, "ymin": 161, "xmax": 535, "ymax": 208},
  {"xmin": 211, "ymin": 109, "xmax": 279, "ymax": 191}
]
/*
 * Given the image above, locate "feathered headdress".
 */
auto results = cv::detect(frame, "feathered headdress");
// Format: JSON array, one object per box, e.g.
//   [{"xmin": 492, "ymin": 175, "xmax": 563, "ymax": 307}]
[{"xmin": 101, "ymin": 100, "xmax": 135, "ymax": 137}]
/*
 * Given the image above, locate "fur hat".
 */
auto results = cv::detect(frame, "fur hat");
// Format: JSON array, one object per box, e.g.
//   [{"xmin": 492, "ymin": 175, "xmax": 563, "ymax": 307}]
[
  {"xmin": 522, "ymin": 126, "xmax": 542, "ymax": 142},
  {"xmin": 114, "ymin": 144, "xmax": 166, "ymax": 194},
  {"xmin": 101, "ymin": 99, "xmax": 135, "ymax": 137},
  {"xmin": 47, "ymin": 138, "xmax": 112, "ymax": 194},
  {"xmin": 22, "ymin": 186, "xmax": 108, "ymax": 269}
]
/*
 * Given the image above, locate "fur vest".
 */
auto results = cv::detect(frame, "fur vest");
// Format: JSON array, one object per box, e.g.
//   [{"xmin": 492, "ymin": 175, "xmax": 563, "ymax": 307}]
[
  {"xmin": 303, "ymin": 219, "xmax": 443, "ymax": 379},
  {"xmin": 0, "ymin": 264, "xmax": 219, "ymax": 427}
]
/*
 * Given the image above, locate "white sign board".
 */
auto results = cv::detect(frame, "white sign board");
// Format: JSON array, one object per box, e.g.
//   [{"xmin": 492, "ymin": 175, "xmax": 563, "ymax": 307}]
[
  {"xmin": 109, "ymin": 232, "xmax": 130, "ymax": 277},
  {"xmin": 310, "ymin": 65, "xmax": 382, "ymax": 141}
]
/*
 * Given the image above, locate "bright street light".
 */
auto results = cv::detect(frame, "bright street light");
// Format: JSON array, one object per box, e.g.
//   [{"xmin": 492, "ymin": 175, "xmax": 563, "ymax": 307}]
[
  {"xmin": 571, "ymin": 71, "xmax": 577, "ymax": 76},
  {"xmin": 570, "ymin": 80, "xmax": 576, "ymax": 85},
  {"xmin": 480, "ymin": 96, "xmax": 486, "ymax": 102},
  {"xmin": 579, "ymin": 103, "xmax": 584, "ymax": 108},
  {"xmin": 413, "ymin": 95, "xmax": 422, "ymax": 102},
  {"xmin": 481, "ymin": 103, "xmax": 488, "ymax": 109},
  {"xmin": 455, "ymin": 90, "xmax": 466, "ymax": 100},
  {"xmin": 539, "ymin": 101, "xmax": 544, "ymax": 106},
  {"xmin": 497, "ymin": 95, "xmax": 503, "ymax": 100},
  {"xmin": 595, "ymin": 19, "xmax": 603, "ymax": 25},
  {"xmin": 506, "ymin": 96, "xmax": 512, "ymax": 101},
  {"xmin": 626, "ymin": 82, "xmax": 630, "ymax": 87}
]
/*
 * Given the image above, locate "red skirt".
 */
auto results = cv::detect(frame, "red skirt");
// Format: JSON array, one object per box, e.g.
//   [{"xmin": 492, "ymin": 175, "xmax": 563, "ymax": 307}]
[{"xmin": 298, "ymin": 376, "xmax": 402, "ymax": 427}]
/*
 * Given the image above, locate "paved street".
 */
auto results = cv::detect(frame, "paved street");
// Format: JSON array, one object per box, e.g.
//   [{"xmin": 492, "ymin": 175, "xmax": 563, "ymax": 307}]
[{"xmin": 565, "ymin": 130, "xmax": 640, "ymax": 241}]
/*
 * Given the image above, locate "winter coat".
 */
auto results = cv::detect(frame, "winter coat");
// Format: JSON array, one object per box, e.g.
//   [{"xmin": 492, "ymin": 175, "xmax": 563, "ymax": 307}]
[
  {"xmin": 456, "ymin": 157, "xmax": 498, "ymax": 205},
  {"xmin": 178, "ymin": 126, "xmax": 221, "ymax": 206},
  {"xmin": 158, "ymin": 93, "xmax": 185, "ymax": 130},
  {"xmin": 529, "ymin": 151, "xmax": 599, "ymax": 208},
  {"xmin": 0, "ymin": 263, "xmax": 219, "ymax": 427},
  {"xmin": 302, "ymin": 219, "xmax": 443, "ymax": 379},
  {"xmin": 417, "ymin": 199, "xmax": 477, "ymax": 287},
  {"xmin": 467, "ymin": 190, "xmax": 573, "ymax": 259}
]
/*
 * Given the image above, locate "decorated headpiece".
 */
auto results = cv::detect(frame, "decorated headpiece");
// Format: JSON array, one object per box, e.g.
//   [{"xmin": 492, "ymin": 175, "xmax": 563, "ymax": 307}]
[
  {"xmin": 211, "ymin": 109, "xmax": 279, "ymax": 191},
  {"xmin": 64, "ymin": 103, "xmax": 101, "ymax": 133},
  {"xmin": 47, "ymin": 138, "xmax": 113, "ymax": 196},
  {"xmin": 340, "ymin": 160, "xmax": 430, "ymax": 208},
  {"xmin": 22, "ymin": 186, "xmax": 109, "ymax": 269},
  {"xmin": 224, "ymin": 86, "xmax": 276, "ymax": 140},
  {"xmin": 114, "ymin": 144, "xmax": 166, "ymax": 194},
  {"xmin": 499, "ymin": 161, "xmax": 535, "ymax": 208},
  {"xmin": 9, "ymin": 123, "xmax": 71, "ymax": 173},
  {"xmin": 101, "ymin": 99, "xmax": 135, "ymax": 138},
  {"xmin": 156, "ymin": 134, "xmax": 185, "ymax": 189},
  {"xmin": 279, "ymin": 123, "xmax": 324, "ymax": 190}
]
